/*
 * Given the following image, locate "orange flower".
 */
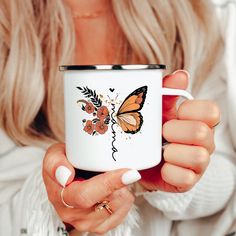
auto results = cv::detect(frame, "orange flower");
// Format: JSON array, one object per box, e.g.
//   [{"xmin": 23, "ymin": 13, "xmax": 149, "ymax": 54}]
[
  {"xmin": 85, "ymin": 102, "xmax": 95, "ymax": 114},
  {"xmin": 95, "ymin": 120, "xmax": 108, "ymax": 135},
  {"xmin": 97, "ymin": 106, "xmax": 109, "ymax": 120},
  {"xmin": 83, "ymin": 120, "xmax": 94, "ymax": 135}
]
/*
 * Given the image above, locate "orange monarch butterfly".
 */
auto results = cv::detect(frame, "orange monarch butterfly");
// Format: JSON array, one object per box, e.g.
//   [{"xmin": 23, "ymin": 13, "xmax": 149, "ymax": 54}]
[{"xmin": 114, "ymin": 86, "xmax": 148, "ymax": 134}]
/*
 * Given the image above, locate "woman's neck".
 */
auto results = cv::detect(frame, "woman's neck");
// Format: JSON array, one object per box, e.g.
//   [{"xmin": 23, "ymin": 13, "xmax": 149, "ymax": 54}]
[
  {"xmin": 68, "ymin": 1, "xmax": 122, "ymax": 65},
  {"xmin": 67, "ymin": 0, "xmax": 111, "ymax": 19}
]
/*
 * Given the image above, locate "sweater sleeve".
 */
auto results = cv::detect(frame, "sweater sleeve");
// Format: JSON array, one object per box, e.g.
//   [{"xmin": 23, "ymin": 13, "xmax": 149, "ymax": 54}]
[
  {"xmin": 0, "ymin": 145, "xmax": 43, "ymax": 236},
  {"xmin": 13, "ymin": 166, "xmax": 68, "ymax": 236},
  {"xmin": 138, "ymin": 152, "xmax": 236, "ymax": 220},
  {"xmin": 0, "ymin": 140, "xmax": 67, "ymax": 236}
]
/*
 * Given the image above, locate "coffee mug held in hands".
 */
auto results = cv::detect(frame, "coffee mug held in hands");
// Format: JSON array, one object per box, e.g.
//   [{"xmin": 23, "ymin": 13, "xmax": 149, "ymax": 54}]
[{"xmin": 60, "ymin": 65, "xmax": 193, "ymax": 172}]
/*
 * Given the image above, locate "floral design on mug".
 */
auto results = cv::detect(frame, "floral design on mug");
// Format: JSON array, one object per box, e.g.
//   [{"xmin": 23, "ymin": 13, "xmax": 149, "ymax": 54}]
[
  {"xmin": 95, "ymin": 120, "xmax": 108, "ymax": 134},
  {"xmin": 84, "ymin": 102, "xmax": 95, "ymax": 114},
  {"xmin": 77, "ymin": 86, "xmax": 148, "ymax": 161},
  {"xmin": 77, "ymin": 86, "xmax": 110, "ymax": 136},
  {"xmin": 97, "ymin": 106, "xmax": 109, "ymax": 120},
  {"xmin": 83, "ymin": 120, "xmax": 95, "ymax": 135}
]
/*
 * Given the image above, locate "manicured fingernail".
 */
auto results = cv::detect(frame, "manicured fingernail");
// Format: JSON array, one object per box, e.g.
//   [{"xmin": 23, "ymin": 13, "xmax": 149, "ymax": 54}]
[
  {"xmin": 172, "ymin": 69, "xmax": 190, "ymax": 79},
  {"xmin": 121, "ymin": 170, "xmax": 141, "ymax": 185},
  {"xmin": 55, "ymin": 166, "xmax": 72, "ymax": 187}
]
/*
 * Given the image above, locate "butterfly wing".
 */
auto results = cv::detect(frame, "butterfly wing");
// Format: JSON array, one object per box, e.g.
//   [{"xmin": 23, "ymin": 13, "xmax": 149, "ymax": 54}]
[
  {"xmin": 117, "ymin": 86, "xmax": 147, "ymax": 114},
  {"xmin": 117, "ymin": 112, "xmax": 143, "ymax": 134},
  {"xmin": 116, "ymin": 86, "xmax": 147, "ymax": 134}
]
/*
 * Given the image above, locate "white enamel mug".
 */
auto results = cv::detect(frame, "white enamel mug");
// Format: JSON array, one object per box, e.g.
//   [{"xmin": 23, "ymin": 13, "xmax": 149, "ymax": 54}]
[{"xmin": 60, "ymin": 65, "xmax": 193, "ymax": 172}]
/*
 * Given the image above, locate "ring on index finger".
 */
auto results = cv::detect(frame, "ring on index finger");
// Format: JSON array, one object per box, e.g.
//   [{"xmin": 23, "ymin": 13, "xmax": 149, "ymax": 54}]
[
  {"xmin": 60, "ymin": 187, "xmax": 75, "ymax": 209},
  {"xmin": 95, "ymin": 200, "xmax": 113, "ymax": 215}
]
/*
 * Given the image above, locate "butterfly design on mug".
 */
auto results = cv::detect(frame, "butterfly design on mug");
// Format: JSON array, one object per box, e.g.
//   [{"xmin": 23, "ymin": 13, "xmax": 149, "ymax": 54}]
[
  {"xmin": 114, "ymin": 86, "xmax": 147, "ymax": 134},
  {"xmin": 77, "ymin": 86, "xmax": 148, "ymax": 161}
]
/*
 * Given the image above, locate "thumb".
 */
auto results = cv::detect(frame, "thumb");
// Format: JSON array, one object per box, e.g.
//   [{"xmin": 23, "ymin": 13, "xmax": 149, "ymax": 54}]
[
  {"xmin": 162, "ymin": 70, "xmax": 189, "ymax": 123},
  {"xmin": 43, "ymin": 143, "xmax": 75, "ymax": 187}
]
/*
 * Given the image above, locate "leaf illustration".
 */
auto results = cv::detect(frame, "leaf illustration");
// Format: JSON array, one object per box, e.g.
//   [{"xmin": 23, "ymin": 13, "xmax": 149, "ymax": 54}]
[
  {"xmin": 77, "ymin": 86, "xmax": 102, "ymax": 108},
  {"xmin": 92, "ymin": 118, "xmax": 100, "ymax": 123},
  {"xmin": 104, "ymin": 116, "xmax": 110, "ymax": 125},
  {"xmin": 92, "ymin": 131, "xmax": 97, "ymax": 136}
]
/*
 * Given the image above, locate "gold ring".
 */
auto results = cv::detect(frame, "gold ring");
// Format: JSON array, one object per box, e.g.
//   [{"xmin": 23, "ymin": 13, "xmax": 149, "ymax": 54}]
[
  {"xmin": 95, "ymin": 200, "xmax": 113, "ymax": 215},
  {"xmin": 60, "ymin": 187, "xmax": 75, "ymax": 209}
]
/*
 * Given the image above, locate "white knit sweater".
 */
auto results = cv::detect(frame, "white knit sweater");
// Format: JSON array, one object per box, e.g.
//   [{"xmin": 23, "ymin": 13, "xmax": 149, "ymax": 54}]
[{"xmin": 1, "ymin": 1, "xmax": 236, "ymax": 236}]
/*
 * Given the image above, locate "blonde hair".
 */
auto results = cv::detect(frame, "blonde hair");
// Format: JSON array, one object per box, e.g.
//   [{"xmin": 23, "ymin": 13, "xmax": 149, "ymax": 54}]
[{"xmin": 0, "ymin": 0, "xmax": 224, "ymax": 147}]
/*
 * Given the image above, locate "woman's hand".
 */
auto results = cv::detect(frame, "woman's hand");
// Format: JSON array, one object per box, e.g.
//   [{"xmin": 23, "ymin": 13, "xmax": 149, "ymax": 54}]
[
  {"xmin": 139, "ymin": 70, "xmax": 220, "ymax": 192},
  {"xmin": 42, "ymin": 143, "xmax": 141, "ymax": 234}
]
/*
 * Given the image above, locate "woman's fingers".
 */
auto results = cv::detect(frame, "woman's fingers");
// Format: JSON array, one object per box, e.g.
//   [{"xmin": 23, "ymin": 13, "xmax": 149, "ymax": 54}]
[
  {"xmin": 162, "ymin": 70, "xmax": 189, "ymax": 123},
  {"xmin": 43, "ymin": 143, "xmax": 138, "ymax": 234},
  {"xmin": 163, "ymin": 70, "xmax": 189, "ymax": 89},
  {"xmin": 62, "ymin": 169, "xmax": 140, "ymax": 209},
  {"xmin": 163, "ymin": 143, "xmax": 210, "ymax": 174},
  {"xmin": 89, "ymin": 188, "xmax": 135, "ymax": 234},
  {"xmin": 43, "ymin": 143, "xmax": 75, "ymax": 187},
  {"xmin": 163, "ymin": 119, "xmax": 215, "ymax": 154},
  {"xmin": 42, "ymin": 143, "xmax": 75, "ymax": 207},
  {"xmin": 58, "ymin": 187, "xmax": 135, "ymax": 233},
  {"xmin": 159, "ymin": 98, "xmax": 219, "ymax": 193},
  {"xmin": 161, "ymin": 163, "xmax": 198, "ymax": 192},
  {"xmin": 178, "ymin": 100, "xmax": 220, "ymax": 128}
]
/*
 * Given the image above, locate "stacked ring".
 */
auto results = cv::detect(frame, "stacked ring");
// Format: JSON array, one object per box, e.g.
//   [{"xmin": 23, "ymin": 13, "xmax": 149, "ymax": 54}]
[
  {"xmin": 61, "ymin": 186, "xmax": 113, "ymax": 215},
  {"xmin": 95, "ymin": 200, "xmax": 113, "ymax": 215}
]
